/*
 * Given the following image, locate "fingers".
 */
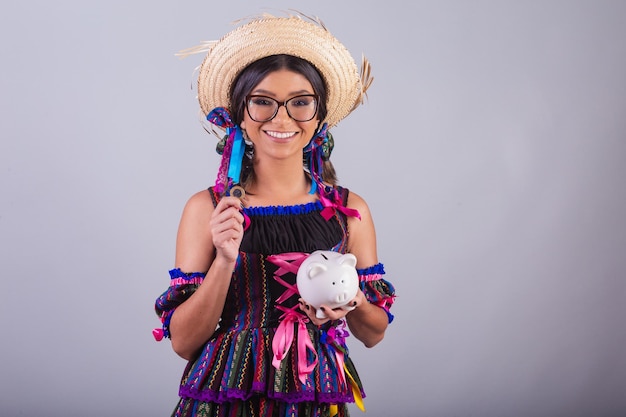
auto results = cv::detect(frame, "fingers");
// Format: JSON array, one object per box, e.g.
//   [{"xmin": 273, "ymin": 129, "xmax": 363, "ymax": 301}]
[
  {"xmin": 319, "ymin": 304, "xmax": 348, "ymax": 321},
  {"xmin": 298, "ymin": 299, "xmax": 354, "ymax": 326},
  {"xmin": 211, "ymin": 211, "xmax": 244, "ymax": 236},
  {"xmin": 210, "ymin": 197, "xmax": 245, "ymax": 259},
  {"xmin": 212, "ymin": 197, "xmax": 245, "ymax": 228},
  {"xmin": 348, "ymin": 291, "xmax": 366, "ymax": 309},
  {"xmin": 214, "ymin": 196, "xmax": 244, "ymax": 217},
  {"xmin": 298, "ymin": 300, "xmax": 329, "ymax": 326}
]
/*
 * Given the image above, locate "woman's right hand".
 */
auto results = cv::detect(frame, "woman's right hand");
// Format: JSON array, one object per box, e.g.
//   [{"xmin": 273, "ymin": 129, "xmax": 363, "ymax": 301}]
[
  {"xmin": 210, "ymin": 196, "xmax": 245, "ymax": 263},
  {"xmin": 169, "ymin": 192, "xmax": 243, "ymax": 359}
]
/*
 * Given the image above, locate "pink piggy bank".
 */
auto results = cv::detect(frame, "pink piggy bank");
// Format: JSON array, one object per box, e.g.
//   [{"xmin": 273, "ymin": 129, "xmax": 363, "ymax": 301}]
[{"xmin": 296, "ymin": 250, "xmax": 359, "ymax": 319}]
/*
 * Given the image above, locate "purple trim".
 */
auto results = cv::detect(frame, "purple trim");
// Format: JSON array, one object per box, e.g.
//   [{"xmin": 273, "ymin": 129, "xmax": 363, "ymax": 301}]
[
  {"xmin": 179, "ymin": 385, "xmax": 361, "ymax": 404},
  {"xmin": 251, "ymin": 381, "xmax": 266, "ymax": 392}
]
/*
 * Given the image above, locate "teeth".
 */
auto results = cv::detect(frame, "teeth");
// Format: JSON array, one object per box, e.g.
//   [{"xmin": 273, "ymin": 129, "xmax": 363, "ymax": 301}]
[{"xmin": 266, "ymin": 131, "xmax": 295, "ymax": 139}]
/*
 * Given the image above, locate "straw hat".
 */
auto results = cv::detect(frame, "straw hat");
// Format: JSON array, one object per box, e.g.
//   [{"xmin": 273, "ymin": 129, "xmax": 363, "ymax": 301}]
[{"xmin": 181, "ymin": 14, "xmax": 373, "ymax": 128}]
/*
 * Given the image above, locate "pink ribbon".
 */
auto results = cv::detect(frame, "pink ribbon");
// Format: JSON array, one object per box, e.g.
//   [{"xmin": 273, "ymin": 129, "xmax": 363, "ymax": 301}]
[
  {"xmin": 266, "ymin": 252, "xmax": 307, "ymax": 275},
  {"xmin": 267, "ymin": 252, "xmax": 318, "ymax": 383},
  {"xmin": 266, "ymin": 252, "xmax": 307, "ymax": 303},
  {"xmin": 152, "ymin": 328, "xmax": 164, "ymax": 341},
  {"xmin": 242, "ymin": 211, "xmax": 251, "ymax": 231},
  {"xmin": 169, "ymin": 277, "xmax": 204, "ymax": 287},
  {"xmin": 358, "ymin": 273, "xmax": 383, "ymax": 282},
  {"xmin": 334, "ymin": 350, "xmax": 346, "ymax": 387},
  {"xmin": 271, "ymin": 306, "xmax": 318, "ymax": 384},
  {"xmin": 318, "ymin": 188, "xmax": 361, "ymax": 221},
  {"xmin": 152, "ymin": 313, "xmax": 166, "ymax": 341}
]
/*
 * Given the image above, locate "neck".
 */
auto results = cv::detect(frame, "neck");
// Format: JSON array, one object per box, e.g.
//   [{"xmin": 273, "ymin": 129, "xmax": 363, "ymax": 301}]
[{"xmin": 247, "ymin": 159, "xmax": 314, "ymax": 206}]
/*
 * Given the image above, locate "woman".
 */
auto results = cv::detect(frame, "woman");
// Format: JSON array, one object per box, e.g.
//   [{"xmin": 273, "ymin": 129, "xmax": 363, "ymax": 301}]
[{"xmin": 154, "ymin": 14, "xmax": 396, "ymax": 417}]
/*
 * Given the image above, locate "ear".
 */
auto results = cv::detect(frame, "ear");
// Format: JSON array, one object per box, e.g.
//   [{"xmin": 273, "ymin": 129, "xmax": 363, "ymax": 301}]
[
  {"xmin": 340, "ymin": 253, "xmax": 357, "ymax": 268},
  {"xmin": 308, "ymin": 263, "xmax": 327, "ymax": 279}
]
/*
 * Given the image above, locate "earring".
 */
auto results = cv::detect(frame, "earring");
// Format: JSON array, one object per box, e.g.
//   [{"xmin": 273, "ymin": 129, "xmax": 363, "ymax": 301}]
[
  {"xmin": 243, "ymin": 131, "xmax": 255, "ymax": 159},
  {"xmin": 216, "ymin": 134, "xmax": 227, "ymax": 155},
  {"xmin": 242, "ymin": 129, "xmax": 253, "ymax": 146},
  {"xmin": 321, "ymin": 131, "xmax": 334, "ymax": 161}
]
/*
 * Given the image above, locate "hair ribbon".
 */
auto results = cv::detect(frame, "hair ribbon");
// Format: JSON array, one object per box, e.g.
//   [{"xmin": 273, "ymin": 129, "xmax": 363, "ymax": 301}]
[
  {"xmin": 304, "ymin": 123, "xmax": 329, "ymax": 194},
  {"xmin": 207, "ymin": 107, "xmax": 245, "ymax": 193}
]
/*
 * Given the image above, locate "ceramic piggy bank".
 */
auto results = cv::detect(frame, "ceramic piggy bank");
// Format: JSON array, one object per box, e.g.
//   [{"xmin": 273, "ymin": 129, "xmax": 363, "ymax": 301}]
[{"xmin": 296, "ymin": 250, "xmax": 359, "ymax": 319}]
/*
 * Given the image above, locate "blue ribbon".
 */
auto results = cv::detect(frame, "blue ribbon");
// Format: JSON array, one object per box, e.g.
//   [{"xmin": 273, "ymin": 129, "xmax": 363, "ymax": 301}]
[
  {"xmin": 226, "ymin": 125, "xmax": 245, "ymax": 185},
  {"xmin": 206, "ymin": 108, "xmax": 246, "ymax": 188}
]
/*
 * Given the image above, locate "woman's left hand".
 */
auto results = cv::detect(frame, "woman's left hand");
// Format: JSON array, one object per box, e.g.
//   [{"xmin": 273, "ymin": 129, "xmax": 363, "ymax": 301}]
[{"xmin": 298, "ymin": 290, "xmax": 367, "ymax": 326}]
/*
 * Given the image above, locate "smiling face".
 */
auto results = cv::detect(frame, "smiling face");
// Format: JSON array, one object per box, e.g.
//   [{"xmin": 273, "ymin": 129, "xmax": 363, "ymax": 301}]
[{"xmin": 240, "ymin": 69, "xmax": 321, "ymax": 162}]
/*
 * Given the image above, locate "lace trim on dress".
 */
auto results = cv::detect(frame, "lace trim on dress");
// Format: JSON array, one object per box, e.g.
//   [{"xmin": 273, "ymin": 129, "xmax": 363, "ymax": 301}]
[{"xmin": 243, "ymin": 201, "xmax": 324, "ymax": 217}]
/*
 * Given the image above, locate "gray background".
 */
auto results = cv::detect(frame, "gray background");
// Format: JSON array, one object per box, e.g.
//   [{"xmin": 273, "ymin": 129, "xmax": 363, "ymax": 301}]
[{"xmin": 1, "ymin": 1, "xmax": 625, "ymax": 416}]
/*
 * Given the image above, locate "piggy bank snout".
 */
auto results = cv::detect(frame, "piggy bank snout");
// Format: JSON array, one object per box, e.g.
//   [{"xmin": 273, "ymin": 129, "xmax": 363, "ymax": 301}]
[
  {"xmin": 319, "ymin": 269, "xmax": 358, "ymax": 303},
  {"xmin": 334, "ymin": 290, "xmax": 351, "ymax": 303}
]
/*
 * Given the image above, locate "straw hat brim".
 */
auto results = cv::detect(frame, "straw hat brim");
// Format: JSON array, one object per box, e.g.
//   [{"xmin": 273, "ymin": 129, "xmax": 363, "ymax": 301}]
[{"xmin": 196, "ymin": 15, "xmax": 367, "ymax": 128}]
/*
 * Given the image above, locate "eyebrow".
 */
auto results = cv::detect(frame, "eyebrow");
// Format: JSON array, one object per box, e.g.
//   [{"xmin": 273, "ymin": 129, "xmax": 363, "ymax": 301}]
[{"xmin": 251, "ymin": 89, "xmax": 314, "ymax": 97}]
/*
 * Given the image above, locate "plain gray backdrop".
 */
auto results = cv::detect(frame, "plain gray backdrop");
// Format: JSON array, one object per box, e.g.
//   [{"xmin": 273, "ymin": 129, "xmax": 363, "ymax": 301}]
[{"xmin": 2, "ymin": 1, "xmax": 625, "ymax": 416}]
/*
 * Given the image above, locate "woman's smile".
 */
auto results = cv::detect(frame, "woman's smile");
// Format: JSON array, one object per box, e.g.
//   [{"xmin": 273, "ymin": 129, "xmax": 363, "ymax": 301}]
[{"xmin": 264, "ymin": 130, "xmax": 298, "ymax": 141}]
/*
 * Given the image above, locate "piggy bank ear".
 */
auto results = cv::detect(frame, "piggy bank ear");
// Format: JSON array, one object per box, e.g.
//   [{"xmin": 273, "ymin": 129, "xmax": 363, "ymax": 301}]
[
  {"xmin": 340, "ymin": 253, "xmax": 357, "ymax": 268},
  {"xmin": 308, "ymin": 263, "xmax": 327, "ymax": 279}
]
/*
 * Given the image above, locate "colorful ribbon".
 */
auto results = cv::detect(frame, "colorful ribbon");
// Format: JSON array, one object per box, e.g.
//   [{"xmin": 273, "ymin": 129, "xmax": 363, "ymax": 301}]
[
  {"xmin": 303, "ymin": 123, "xmax": 329, "ymax": 195},
  {"xmin": 206, "ymin": 107, "xmax": 245, "ymax": 193},
  {"xmin": 267, "ymin": 252, "xmax": 319, "ymax": 383},
  {"xmin": 152, "ymin": 310, "xmax": 173, "ymax": 341},
  {"xmin": 321, "ymin": 321, "xmax": 349, "ymax": 387},
  {"xmin": 152, "ymin": 327, "xmax": 164, "ymax": 342},
  {"xmin": 272, "ymin": 306, "xmax": 318, "ymax": 384},
  {"xmin": 168, "ymin": 277, "xmax": 204, "ymax": 287},
  {"xmin": 328, "ymin": 366, "xmax": 365, "ymax": 414},
  {"xmin": 227, "ymin": 126, "xmax": 245, "ymax": 184},
  {"xmin": 266, "ymin": 252, "xmax": 307, "ymax": 303},
  {"xmin": 267, "ymin": 252, "xmax": 307, "ymax": 275},
  {"xmin": 318, "ymin": 188, "xmax": 362, "ymax": 221},
  {"xmin": 322, "ymin": 321, "xmax": 365, "ymax": 412},
  {"xmin": 344, "ymin": 364, "xmax": 366, "ymax": 412}
]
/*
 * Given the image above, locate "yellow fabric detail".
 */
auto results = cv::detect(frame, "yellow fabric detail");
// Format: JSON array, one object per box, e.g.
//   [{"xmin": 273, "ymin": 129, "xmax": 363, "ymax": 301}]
[{"xmin": 344, "ymin": 364, "xmax": 365, "ymax": 412}]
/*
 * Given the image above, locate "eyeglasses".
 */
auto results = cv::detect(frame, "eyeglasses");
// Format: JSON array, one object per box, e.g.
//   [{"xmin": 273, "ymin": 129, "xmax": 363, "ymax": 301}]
[{"xmin": 245, "ymin": 94, "xmax": 319, "ymax": 122}]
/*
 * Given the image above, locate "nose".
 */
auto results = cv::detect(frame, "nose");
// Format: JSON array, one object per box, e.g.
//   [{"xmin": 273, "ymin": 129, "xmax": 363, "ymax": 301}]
[{"xmin": 273, "ymin": 104, "xmax": 291, "ymax": 122}]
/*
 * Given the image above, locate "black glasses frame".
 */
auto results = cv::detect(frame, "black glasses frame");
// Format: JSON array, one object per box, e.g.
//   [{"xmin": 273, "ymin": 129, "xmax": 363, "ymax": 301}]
[{"xmin": 245, "ymin": 94, "xmax": 319, "ymax": 122}]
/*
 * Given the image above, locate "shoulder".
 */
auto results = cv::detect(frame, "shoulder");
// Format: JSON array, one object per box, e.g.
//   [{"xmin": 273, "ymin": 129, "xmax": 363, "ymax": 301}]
[
  {"xmin": 176, "ymin": 189, "xmax": 216, "ymax": 271},
  {"xmin": 342, "ymin": 189, "xmax": 378, "ymax": 266},
  {"xmin": 181, "ymin": 189, "xmax": 216, "ymax": 220},
  {"xmin": 345, "ymin": 189, "xmax": 372, "ymax": 220}
]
